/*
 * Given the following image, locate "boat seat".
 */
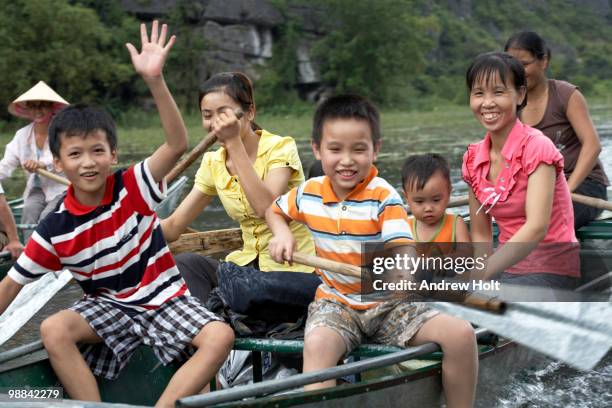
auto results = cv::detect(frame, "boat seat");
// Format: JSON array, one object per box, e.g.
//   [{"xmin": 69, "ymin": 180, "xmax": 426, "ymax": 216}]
[{"xmin": 576, "ymin": 219, "xmax": 612, "ymax": 240}]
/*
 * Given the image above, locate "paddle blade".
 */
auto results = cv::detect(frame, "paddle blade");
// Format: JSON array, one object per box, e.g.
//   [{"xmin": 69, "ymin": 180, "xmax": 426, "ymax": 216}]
[
  {"xmin": 430, "ymin": 301, "xmax": 612, "ymax": 371},
  {"xmin": 0, "ymin": 270, "xmax": 72, "ymax": 346}
]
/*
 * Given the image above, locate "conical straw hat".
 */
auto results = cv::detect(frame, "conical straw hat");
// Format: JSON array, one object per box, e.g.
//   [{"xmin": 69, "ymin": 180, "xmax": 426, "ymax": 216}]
[{"xmin": 8, "ymin": 81, "xmax": 69, "ymax": 119}]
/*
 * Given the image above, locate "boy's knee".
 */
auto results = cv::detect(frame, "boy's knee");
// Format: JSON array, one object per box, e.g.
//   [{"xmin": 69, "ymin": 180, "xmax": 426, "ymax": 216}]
[
  {"xmin": 304, "ymin": 329, "xmax": 335, "ymax": 358},
  {"xmin": 40, "ymin": 315, "xmax": 71, "ymax": 346},
  {"xmin": 194, "ymin": 321, "xmax": 234, "ymax": 352},
  {"xmin": 443, "ymin": 319, "xmax": 476, "ymax": 350},
  {"xmin": 216, "ymin": 323, "xmax": 235, "ymax": 349}
]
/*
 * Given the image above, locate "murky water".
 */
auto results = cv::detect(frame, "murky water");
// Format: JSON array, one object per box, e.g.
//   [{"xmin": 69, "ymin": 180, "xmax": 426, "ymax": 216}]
[{"xmin": 1, "ymin": 104, "xmax": 611, "ymax": 406}]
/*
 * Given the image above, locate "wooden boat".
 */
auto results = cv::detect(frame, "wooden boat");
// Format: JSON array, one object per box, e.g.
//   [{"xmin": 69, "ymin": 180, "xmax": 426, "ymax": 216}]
[
  {"xmin": 0, "ymin": 222, "xmax": 610, "ymax": 407},
  {"xmin": 0, "ymin": 326, "xmax": 539, "ymax": 407}
]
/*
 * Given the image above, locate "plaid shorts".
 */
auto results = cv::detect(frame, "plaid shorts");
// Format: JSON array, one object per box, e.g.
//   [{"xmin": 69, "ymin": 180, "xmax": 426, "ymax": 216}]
[
  {"xmin": 70, "ymin": 295, "xmax": 223, "ymax": 380},
  {"xmin": 305, "ymin": 298, "xmax": 438, "ymax": 356}
]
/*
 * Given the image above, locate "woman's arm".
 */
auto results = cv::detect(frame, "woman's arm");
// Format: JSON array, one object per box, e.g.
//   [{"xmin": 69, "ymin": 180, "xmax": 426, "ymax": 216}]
[
  {"xmin": 226, "ymin": 139, "xmax": 293, "ymax": 218},
  {"xmin": 161, "ymin": 187, "xmax": 214, "ymax": 242},
  {"xmin": 483, "ymin": 164, "xmax": 555, "ymax": 279},
  {"xmin": 454, "ymin": 216, "xmax": 471, "ymax": 243},
  {"xmin": 565, "ymin": 90, "xmax": 602, "ymax": 192},
  {"xmin": 0, "ymin": 136, "xmax": 23, "ymax": 180}
]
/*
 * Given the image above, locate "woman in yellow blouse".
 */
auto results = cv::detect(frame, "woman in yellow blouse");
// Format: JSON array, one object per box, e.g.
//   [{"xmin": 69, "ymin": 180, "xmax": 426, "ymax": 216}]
[{"xmin": 162, "ymin": 72, "xmax": 317, "ymax": 305}]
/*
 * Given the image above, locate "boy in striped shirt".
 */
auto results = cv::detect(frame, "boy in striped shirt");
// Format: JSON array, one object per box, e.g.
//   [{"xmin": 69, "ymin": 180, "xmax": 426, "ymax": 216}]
[
  {"xmin": 266, "ymin": 95, "xmax": 478, "ymax": 407},
  {"xmin": 0, "ymin": 22, "xmax": 233, "ymax": 408}
]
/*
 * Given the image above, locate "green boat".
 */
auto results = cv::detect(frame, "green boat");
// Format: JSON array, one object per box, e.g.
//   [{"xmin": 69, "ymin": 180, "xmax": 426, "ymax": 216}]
[
  {"xmin": 0, "ymin": 219, "xmax": 610, "ymax": 407},
  {"xmin": 0, "ymin": 327, "xmax": 537, "ymax": 407}
]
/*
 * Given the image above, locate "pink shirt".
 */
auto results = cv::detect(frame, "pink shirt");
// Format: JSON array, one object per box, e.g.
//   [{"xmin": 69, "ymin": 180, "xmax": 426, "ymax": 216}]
[{"xmin": 463, "ymin": 120, "xmax": 579, "ymax": 277}]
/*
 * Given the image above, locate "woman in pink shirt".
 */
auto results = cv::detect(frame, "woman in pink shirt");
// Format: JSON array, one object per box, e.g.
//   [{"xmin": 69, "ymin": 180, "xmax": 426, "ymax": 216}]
[{"xmin": 462, "ymin": 52, "xmax": 580, "ymax": 289}]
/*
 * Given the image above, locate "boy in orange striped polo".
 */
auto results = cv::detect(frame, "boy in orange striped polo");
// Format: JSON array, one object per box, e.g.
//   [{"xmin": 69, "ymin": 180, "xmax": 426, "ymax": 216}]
[{"xmin": 265, "ymin": 95, "xmax": 478, "ymax": 407}]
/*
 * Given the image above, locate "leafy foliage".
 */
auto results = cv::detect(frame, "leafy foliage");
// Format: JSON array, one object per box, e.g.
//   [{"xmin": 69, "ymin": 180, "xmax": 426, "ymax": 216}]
[
  {"xmin": 1, "ymin": 0, "xmax": 610, "ymax": 121},
  {"xmin": 308, "ymin": 0, "xmax": 430, "ymax": 105},
  {"xmin": 0, "ymin": 0, "xmax": 136, "ymax": 121},
  {"xmin": 164, "ymin": 0, "xmax": 208, "ymax": 114}
]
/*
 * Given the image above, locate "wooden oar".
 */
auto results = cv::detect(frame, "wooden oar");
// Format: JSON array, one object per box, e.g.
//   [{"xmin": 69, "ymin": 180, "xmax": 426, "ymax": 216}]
[
  {"xmin": 0, "ymin": 270, "xmax": 72, "ymax": 347},
  {"xmin": 571, "ymin": 192, "xmax": 612, "ymax": 211},
  {"xmin": 441, "ymin": 193, "xmax": 612, "ymax": 211},
  {"xmin": 165, "ymin": 109, "xmax": 244, "ymax": 184},
  {"xmin": 35, "ymin": 168, "xmax": 69, "ymax": 186},
  {"xmin": 291, "ymin": 251, "xmax": 612, "ymax": 371}
]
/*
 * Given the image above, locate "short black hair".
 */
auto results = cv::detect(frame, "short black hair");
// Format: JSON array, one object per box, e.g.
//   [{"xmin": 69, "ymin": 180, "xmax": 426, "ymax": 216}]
[
  {"xmin": 504, "ymin": 31, "xmax": 551, "ymax": 61},
  {"xmin": 465, "ymin": 52, "xmax": 527, "ymax": 111},
  {"xmin": 49, "ymin": 104, "xmax": 117, "ymax": 157},
  {"xmin": 312, "ymin": 94, "xmax": 381, "ymax": 146},
  {"xmin": 401, "ymin": 154, "xmax": 451, "ymax": 192}
]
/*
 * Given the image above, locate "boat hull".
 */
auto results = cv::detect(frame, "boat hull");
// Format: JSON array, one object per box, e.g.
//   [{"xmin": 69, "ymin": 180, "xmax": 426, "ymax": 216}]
[{"xmin": 0, "ymin": 339, "xmax": 541, "ymax": 407}]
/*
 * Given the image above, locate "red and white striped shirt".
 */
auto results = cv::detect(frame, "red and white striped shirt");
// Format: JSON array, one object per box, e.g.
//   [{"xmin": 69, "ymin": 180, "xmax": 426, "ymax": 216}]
[{"xmin": 8, "ymin": 160, "xmax": 187, "ymax": 312}]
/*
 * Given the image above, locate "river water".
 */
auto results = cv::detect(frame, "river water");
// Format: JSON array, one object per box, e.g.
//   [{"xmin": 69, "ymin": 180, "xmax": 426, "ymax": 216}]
[{"xmin": 1, "ymin": 105, "xmax": 611, "ymax": 407}]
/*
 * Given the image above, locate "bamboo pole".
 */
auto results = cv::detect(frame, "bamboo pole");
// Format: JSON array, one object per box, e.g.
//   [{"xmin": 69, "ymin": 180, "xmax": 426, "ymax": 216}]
[
  {"xmin": 36, "ymin": 169, "xmax": 69, "ymax": 186},
  {"xmin": 571, "ymin": 192, "xmax": 612, "ymax": 211}
]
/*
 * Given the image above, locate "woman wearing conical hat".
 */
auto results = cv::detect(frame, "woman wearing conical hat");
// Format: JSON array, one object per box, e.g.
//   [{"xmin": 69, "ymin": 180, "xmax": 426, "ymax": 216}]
[{"xmin": 1, "ymin": 81, "xmax": 69, "ymax": 241}]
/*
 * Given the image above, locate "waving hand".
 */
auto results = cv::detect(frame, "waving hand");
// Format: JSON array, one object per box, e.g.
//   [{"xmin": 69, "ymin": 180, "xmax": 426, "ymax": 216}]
[{"xmin": 126, "ymin": 20, "xmax": 176, "ymax": 80}]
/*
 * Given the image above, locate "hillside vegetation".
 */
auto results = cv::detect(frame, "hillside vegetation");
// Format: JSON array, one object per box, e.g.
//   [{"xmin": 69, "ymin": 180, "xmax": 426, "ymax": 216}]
[{"xmin": 0, "ymin": 0, "xmax": 609, "ymax": 123}]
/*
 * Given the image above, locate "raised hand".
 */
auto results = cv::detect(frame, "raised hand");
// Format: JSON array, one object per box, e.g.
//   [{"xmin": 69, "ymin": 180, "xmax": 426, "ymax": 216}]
[{"xmin": 126, "ymin": 20, "xmax": 176, "ymax": 80}]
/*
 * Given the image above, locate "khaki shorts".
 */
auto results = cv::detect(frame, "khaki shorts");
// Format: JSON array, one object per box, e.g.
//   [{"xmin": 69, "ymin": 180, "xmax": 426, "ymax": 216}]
[{"xmin": 305, "ymin": 298, "xmax": 438, "ymax": 355}]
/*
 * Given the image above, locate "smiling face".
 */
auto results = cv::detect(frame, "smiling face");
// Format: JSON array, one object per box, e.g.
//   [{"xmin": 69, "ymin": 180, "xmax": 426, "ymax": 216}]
[
  {"xmin": 505, "ymin": 48, "xmax": 548, "ymax": 91},
  {"xmin": 404, "ymin": 171, "xmax": 450, "ymax": 227},
  {"xmin": 312, "ymin": 118, "xmax": 380, "ymax": 200},
  {"xmin": 54, "ymin": 130, "xmax": 117, "ymax": 206},
  {"xmin": 469, "ymin": 71, "xmax": 526, "ymax": 140},
  {"xmin": 25, "ymin": 100, "xmax": 54, "ymax": 124}
]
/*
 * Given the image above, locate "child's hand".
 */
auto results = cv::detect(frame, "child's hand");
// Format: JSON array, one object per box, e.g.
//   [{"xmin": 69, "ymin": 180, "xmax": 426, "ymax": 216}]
[
  {"xmin": 268, "ymin": 231, "xmax": 296, "ymax": 265},
  {"xmin": 126, "ymin": 20, "xmax": 176, "ymax": 81}
]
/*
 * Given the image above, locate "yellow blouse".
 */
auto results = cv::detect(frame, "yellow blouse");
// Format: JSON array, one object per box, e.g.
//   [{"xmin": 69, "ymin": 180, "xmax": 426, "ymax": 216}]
[{"xmin": 194, "ymin": 129, "xmax": 315, "ymax": 272}]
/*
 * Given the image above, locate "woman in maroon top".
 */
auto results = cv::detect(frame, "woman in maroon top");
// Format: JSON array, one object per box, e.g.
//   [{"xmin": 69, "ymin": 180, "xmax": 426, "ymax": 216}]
[{"xmin": 505, "ymin": 31, "xmax": 609, "ymax": 229}]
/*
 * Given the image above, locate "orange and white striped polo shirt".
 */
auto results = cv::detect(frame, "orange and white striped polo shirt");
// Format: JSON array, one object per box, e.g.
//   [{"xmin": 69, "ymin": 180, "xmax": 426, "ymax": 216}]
[{"xmin": 274, "ymin": 166, "xmax": 413, "ymax": 310}]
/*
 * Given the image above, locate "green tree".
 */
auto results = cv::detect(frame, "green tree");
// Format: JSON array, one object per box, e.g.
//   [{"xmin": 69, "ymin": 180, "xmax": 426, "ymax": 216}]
[
  {"xmin": 256, "ymin": 19, "xmax": 303, "ymax": 109},
  {"xmin": 165, "ymin": 0, "xmax": 208, "ymax": 114},
  {"xmin": 310, "ymin": 0, "xmax": 430, "ymax": 105},
  {"xmin": 0, "ymin": 0, "xmax": 134, "ymax": 121}
]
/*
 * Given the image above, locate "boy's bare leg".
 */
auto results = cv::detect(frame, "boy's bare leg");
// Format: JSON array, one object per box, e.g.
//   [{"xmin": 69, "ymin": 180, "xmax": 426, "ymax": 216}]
[
  {"xmin": 40, "ymin": 310, "xmax": 103, "ymax": 401},
  {"xmin": 408, "ymin": 314, "xmax": 477, "ymax": 408},
  {"xmin": 156, "ymin": 321, "xmax": 234, "ymax": 408},
  {"xmin": 303, "ymin": 327, "xmax": 347, "ymax": 390}
]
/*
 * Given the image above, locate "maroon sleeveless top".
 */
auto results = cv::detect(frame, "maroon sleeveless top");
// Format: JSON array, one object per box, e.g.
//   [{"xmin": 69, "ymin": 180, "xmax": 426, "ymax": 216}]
[{"xmin": 529, "ymin": 79, "xmax": 609, "ymax": 186}]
